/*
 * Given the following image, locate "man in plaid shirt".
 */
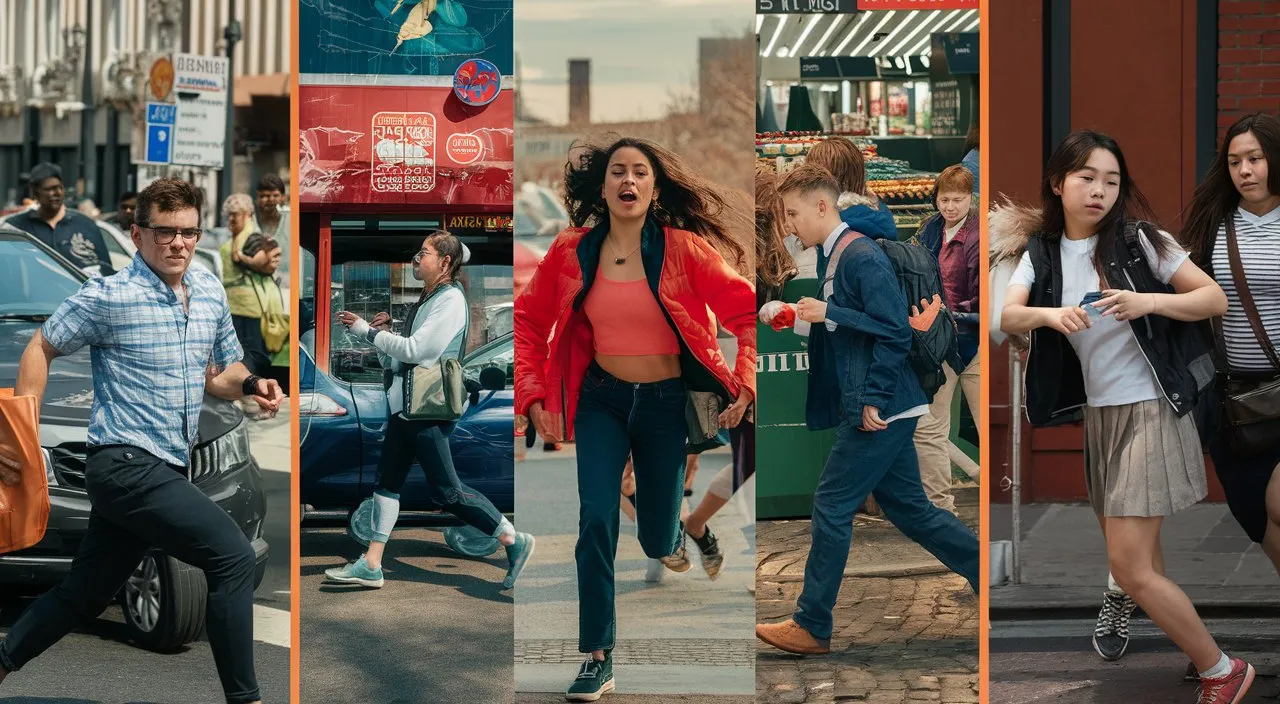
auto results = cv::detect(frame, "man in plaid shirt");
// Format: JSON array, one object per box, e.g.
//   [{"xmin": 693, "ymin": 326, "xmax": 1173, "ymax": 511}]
[{"xmin": 0, "ymin": 179, "xmax": 282, "ymax": 704}]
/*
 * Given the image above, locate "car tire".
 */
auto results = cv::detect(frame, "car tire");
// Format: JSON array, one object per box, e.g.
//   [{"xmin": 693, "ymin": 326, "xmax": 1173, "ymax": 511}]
[{"xmin": 120, "ymin": 552, "xmax": 207, "ymax": 653}]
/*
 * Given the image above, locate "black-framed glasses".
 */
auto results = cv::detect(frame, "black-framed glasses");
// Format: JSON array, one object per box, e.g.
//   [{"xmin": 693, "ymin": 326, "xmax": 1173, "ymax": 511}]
[{"xmin": 138, "ymin": 224, "xmax": 203, "ymax": 245}]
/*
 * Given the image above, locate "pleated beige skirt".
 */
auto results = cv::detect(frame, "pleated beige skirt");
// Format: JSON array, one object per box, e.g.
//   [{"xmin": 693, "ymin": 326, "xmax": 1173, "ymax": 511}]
[{"xmin": 1083, "ymin": 399, "xmax": 1208, "ymax": 517}]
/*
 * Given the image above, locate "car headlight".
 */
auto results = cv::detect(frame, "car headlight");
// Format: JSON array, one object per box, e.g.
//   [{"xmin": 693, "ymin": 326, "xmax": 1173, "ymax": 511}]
[
  {"xmin": 218, "ymin": 422, "xmax": 253, "ymax": 467},
  {"xmin": 41, "ymin": 448, "xmax": 55, "ymax": 486}
]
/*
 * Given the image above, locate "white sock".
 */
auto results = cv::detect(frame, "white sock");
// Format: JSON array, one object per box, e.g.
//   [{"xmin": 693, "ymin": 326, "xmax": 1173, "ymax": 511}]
[
  {"xmin": 1200, "ymin": 652, "xmax": 1231, "ymax": 679},
  {"xmin": 493, "ymin": 517, "xmax": 516, "ymax": 545},
  {"xmin": 1108, "ymin": 572, "xmax": 1124, "ymax": 594}
]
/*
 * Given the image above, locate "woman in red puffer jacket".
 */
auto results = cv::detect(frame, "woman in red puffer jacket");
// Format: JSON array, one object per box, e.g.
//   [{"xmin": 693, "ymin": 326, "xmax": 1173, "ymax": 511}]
[{"xmin": 514, "ymin": 136, "xmax": 755, "ymax": 700}]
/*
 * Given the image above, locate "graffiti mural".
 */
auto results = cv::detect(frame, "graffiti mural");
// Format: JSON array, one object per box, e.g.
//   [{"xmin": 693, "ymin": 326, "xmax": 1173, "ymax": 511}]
[{"xmin": 300, "ymin": 0, "xmax": 514, "ymax": 76}]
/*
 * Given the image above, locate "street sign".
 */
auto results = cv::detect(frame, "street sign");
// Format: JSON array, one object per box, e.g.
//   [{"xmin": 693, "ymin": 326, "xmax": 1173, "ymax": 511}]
[
  {"xmin": 142, "ymin": 102, "xmax": 177, "ymax": 165},
  {"xmin": 757, "ymin": 0, "xmax": 857, "ymax": 12},
  {"xmin": 172, "ymin": 53, "xmax": 229, "ymax": 168}
]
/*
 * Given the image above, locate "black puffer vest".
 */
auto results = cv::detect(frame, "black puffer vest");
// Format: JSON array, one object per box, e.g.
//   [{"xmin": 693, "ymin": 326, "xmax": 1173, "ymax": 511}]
[{"xmin": 1024, "ymin": 220, "xmax": 1216, "ymax": 426}]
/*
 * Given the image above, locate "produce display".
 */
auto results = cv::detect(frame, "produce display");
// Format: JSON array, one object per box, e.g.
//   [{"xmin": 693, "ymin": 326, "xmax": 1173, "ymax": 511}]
[{"xmin": 756, "ymin": 133, "xmax": 939, "ymax": 206}]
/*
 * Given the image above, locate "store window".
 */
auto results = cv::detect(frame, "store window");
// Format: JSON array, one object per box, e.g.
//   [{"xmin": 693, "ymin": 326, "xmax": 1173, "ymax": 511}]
[{"xmin": 327, "ymin": 251, "xmax": 513, "ymax": 386}]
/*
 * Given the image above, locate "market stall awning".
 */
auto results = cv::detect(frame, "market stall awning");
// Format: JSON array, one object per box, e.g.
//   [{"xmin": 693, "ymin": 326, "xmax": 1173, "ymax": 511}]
[{"xmin": 757, "ymin": 9, "xmax": 978, "ymax": 59}]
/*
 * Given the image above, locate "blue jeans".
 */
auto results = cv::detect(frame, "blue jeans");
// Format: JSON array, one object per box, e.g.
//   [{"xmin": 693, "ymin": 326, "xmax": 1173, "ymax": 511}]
[
  {"xmin": 794, "ymin": 417, "xmax": 979, "ymax": 641},
  {"xmin": 574, "ymin": 362, "xmax": 688, "ymax": 652}
]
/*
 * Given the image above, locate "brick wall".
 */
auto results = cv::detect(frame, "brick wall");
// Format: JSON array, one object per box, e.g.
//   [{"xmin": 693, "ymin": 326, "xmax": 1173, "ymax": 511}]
[{"xmin": 1218, "ymin": 0, "xmax": 1280, "ymax": 135}]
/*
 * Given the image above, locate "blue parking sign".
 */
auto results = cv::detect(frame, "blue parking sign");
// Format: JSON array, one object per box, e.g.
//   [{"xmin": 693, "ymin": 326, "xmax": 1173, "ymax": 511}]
[{"xmin": 146, "ymin": 124, "xmax": 172, "ymax": 164}]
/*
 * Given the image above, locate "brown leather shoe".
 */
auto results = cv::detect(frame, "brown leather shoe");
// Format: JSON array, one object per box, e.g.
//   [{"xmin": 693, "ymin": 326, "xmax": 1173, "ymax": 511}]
[{"xmin": 755, "ymin": 619, "xmax": 830, "ymax": 655}]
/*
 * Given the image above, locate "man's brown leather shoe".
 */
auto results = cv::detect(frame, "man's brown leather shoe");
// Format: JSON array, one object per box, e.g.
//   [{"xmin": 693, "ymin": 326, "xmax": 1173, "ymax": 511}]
[{"xmin": 755, "ymin": 619, "xmax": 831, "ymax": 655}]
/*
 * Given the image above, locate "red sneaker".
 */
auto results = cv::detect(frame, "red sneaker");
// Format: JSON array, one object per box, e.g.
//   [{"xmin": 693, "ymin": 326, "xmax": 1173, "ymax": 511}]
[{"xmin": 1196, "ymin": 658, "xmax": 1254, "ymax": 704}]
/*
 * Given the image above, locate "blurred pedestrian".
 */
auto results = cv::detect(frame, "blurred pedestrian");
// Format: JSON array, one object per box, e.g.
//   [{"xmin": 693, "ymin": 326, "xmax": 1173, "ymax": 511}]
[
  {"xmin": 219, "ymin": 194, "xmax": 274, "ymax": 419},
  {"xmin": 5, "ymin": 163, "xmax": 114, "ymax": 276},
  {"xmin": 104, "ymin": 191, "xmax": 138, "ymax": 231}
]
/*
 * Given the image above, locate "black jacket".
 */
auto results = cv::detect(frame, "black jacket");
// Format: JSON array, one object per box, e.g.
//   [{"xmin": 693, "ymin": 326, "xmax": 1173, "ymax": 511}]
[{"xmin": 1023, "ymin": 220, "xmax": 1216, "ymax": 426}]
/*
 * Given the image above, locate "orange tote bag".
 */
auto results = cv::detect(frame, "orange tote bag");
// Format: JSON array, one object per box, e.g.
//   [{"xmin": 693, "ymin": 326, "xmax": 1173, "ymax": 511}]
[{"xmin": 0, "ymin": 389, "xmax": 48, "ymax": 553}]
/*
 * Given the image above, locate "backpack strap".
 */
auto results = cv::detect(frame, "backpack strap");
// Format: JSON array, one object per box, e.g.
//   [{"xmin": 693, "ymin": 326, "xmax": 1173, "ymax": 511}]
[{"xmin": 822, "ymin": 227, "xmax": 860, "ymax": 295}]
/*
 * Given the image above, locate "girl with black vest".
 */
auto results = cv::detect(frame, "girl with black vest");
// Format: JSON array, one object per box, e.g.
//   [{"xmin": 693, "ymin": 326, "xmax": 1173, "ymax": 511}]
[
  {"xmin": 1000, "ymin": 131, "xmax": 1257, "ymax": 703},
  {"xmin": 1181, "ymin": 112, "xmax": 1280, "ymax": 578}
]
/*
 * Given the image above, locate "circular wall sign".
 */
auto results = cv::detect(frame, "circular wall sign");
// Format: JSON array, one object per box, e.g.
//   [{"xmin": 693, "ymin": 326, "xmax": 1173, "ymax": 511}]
[
  {"xmin": 453, "ymin": 58, "xmax": 501, "ymax": 107},
  {"xmin": 149, "ymin": 57, "xmax": 174, "ymax": 101}
]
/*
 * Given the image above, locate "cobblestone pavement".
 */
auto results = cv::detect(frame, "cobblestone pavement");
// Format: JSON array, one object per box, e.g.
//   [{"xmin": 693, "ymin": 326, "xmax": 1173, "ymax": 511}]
[{"xmin": 755, "ymin": 498, "xmax": 980, "ymax": 704}]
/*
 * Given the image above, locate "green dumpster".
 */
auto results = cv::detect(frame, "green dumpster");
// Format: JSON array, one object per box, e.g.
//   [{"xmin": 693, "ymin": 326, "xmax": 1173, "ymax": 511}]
[{"xmin": 757, "ymin": 277, "xmax": 836, "ymax": 519}]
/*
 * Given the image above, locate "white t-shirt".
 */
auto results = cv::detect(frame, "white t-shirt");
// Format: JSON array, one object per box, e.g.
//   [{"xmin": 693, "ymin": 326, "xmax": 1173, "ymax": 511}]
[
  {"xmin": 1007, "ymin": 229, "xmax": 1188, "ymax": 408},
  {"xmin": 944, "ymin": 217, "xmax": 966, "ymax": 244}
]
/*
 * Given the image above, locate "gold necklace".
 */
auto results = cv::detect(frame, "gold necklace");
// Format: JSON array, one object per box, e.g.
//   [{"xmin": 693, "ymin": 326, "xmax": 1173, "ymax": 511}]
[{"xmin": 608, "ymin": 237, "xmax": 641, "ymax": 265}]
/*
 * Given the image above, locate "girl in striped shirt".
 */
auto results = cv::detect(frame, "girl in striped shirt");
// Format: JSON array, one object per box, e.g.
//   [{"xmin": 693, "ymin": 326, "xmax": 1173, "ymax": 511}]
[{"xmin": 1181, "ymin": 112, "xmax": 1280, "ymax": 578}]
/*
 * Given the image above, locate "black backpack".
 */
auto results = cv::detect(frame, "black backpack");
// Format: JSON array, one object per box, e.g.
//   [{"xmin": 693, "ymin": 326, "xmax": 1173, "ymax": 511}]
[{"xmin": 827, "ymin": 231, "xmax": 960, "ymax": 401}]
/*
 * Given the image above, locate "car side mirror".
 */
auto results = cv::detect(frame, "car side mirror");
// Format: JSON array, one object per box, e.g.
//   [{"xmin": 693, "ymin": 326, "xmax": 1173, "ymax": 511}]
[{"xmin": 479, "ymin": 366, "xmax": 506, "ymax": 391}]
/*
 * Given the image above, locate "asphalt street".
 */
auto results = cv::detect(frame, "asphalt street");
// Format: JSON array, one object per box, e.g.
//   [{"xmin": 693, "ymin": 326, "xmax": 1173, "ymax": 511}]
[
  {"xmin": 989, "ymin": 618, "xmax": 1280, "ymax": 703},
  {"xmin": 0, "ymin": 406, "xmax": 293, "ymax": 703},
  {"xmin": 299, "ymin": 524, "xmax": 514, "ymax": 704}
]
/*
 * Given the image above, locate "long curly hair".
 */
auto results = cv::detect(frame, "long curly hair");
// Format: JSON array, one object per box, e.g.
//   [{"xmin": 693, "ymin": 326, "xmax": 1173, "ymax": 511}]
[
  {"xmin": 755, "ymin": 167, "xmax": 797, "ymax": 294},
  {"xmin": 563, "ymin": 136, "xmax": 747, "ymax": 270}
]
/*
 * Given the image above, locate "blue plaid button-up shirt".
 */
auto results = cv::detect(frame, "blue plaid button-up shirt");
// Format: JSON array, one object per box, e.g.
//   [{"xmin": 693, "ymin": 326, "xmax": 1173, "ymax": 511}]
[{"xmin": 42, "ymin": 254, "xmax": 244, "ymax": 467}]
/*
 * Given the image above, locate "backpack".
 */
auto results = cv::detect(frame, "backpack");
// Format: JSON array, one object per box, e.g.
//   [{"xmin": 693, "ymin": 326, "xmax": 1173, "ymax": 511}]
[{"xmin": 827, "ymin": 231, "xmax": 960, "ymax": 401}]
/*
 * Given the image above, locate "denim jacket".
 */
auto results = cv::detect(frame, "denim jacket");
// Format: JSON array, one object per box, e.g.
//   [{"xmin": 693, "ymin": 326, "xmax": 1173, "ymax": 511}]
[{"xmin": 806, "ymin": 234, "xmax": 928, "ymax": 430}]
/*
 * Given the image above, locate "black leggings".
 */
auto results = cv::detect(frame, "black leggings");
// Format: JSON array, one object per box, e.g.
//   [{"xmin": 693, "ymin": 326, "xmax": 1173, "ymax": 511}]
[{"xmin": 377, "ymin": 415, "xmax": 503, "ymax": 535}]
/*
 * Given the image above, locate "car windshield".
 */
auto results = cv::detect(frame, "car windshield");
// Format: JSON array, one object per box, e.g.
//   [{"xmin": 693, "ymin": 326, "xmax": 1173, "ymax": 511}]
[{"xmin": 0, "ymin": 239, "xmax": 84, "ymax": 316}]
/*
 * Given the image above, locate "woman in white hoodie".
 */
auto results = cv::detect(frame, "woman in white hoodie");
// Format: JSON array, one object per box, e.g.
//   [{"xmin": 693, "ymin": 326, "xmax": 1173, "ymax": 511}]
[{"xmin": 325, "ymin": 231, "xmax": 534, "ymax": 590}]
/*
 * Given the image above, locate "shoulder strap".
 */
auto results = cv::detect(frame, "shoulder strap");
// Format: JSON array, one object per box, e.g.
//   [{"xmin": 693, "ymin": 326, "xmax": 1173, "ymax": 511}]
[
  {"xmin": 823, "ymin": 228, "xmax": 859, "ymax": 289},
  {"xmin": 1224, "ymin": 215, "xmax": 1280, "ymax": 371}
]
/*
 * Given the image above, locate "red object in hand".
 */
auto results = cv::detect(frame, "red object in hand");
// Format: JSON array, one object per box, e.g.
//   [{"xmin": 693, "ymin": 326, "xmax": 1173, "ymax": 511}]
[{"xmin": 771, "ymin": 305, "xmax": 796, "ymax": 331}]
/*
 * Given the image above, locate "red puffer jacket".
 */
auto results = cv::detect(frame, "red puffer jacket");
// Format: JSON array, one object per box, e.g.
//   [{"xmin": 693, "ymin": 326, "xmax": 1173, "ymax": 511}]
[{"xmin": 514, "ymin": 225, "xmax": 756, "ymax": 441}]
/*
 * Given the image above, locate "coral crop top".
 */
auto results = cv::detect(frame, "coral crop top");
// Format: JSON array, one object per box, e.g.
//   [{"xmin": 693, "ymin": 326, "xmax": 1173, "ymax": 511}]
[{"xmin": 583, "ymin": 276, "xmax": 681, "ymax": 356}]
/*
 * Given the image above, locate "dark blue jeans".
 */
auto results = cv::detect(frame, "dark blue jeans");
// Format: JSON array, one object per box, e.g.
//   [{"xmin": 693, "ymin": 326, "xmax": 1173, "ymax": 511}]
[
  {"xmin": 377, "ymin": 414, "xmax": 503, "ymax": 535},
  {"xmin": 0, "ymin": 446, "xmax": 260, "ymax": 704},
  {"xmin": 574, "ymin": 362, "xmax": 688, "ymax": 652},
  {"xmin": 794, "ymin": 417, "xmax": 979, "ymax": 641}
]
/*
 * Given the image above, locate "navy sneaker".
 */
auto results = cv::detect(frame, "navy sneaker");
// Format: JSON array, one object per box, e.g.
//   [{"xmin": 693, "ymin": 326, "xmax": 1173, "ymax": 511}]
[{"xmin": 565, "ymin": 652, "xmax": 615, "ymax": 701}]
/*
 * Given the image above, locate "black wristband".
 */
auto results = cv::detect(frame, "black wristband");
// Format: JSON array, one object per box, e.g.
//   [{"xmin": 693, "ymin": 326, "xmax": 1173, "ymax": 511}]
[{"xmin": 243, "ymin": 375, "xmax": 263, "ymax": 397}]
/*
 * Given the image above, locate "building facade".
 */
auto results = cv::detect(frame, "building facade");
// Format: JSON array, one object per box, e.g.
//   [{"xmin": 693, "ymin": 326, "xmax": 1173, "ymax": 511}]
[
  {"xmin": 0, "ymin": 0, "xmax": 291, "ymax": 216},
  {"xmin": 989, "ymin": 0, "xmax": 1280, "ymax": 504}
]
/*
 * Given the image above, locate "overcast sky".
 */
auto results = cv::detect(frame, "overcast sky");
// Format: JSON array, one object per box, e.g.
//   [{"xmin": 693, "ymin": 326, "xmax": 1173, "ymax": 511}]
[{"xmin": 516, "ymin": 0, "xmax": 751, "ymax": 125}]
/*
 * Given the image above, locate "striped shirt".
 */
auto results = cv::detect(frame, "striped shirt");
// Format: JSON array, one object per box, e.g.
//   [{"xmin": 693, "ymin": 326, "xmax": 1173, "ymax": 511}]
[
  {"xmin": 1211, "ymin": 205, "xmax": 1280, "ymax": 372},
  {"xmin": 42, "ymin": 254, "xmax": 244, "ymax": 467}
]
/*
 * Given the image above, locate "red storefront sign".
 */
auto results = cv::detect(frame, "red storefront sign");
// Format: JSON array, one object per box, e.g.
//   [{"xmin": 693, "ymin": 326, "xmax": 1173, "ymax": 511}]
[
  {"xmin": 299, "ymin": 85, "xmax": 513, "ymax": 209},
  {"xmin": 856, "ymin": 0, "xmax": 977, "ymax": 8}
]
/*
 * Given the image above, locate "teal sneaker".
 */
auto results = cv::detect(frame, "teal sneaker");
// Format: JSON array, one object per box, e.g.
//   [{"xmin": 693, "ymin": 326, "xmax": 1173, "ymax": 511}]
[
  {"xmin": 323, "ymin": 555, "xmax": 384, "ymax": 588},
  {"xmin": 565, "ymin": 652, "xmax": 614, "ymax": 701},
  {"xmin": 503, "ymin": 532, "xmax": 535, "ymax": 589}
]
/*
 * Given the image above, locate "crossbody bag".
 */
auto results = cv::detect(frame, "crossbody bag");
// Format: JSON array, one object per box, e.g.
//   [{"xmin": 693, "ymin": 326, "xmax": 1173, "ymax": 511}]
[
  {"xmin": 1217, "ymin": 215, "xmax": 1280, "ymax": 457},
  {"xmin": 401, "ymin": 283, "xmax": 471, "ymax": 422}
]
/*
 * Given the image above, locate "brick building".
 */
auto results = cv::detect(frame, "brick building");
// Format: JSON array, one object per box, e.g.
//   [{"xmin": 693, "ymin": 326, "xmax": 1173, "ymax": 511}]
[{"xmin": 990, "ymin": 0, "xmax": 1280, "ymax": 504}]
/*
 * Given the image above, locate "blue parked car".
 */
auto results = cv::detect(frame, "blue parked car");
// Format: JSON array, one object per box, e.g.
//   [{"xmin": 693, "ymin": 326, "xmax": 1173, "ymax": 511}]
[{"xmin": 298, "ymin": 328, "xmax": 515, "ymax": 516}]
